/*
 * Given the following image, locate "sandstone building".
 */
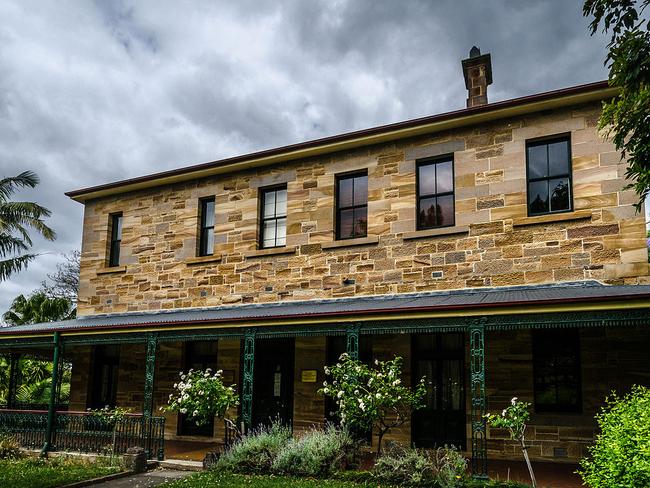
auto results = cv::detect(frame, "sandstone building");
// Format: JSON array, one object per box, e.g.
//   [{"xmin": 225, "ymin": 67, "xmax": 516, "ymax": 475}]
[{"xmin": 1, "ymin": 49, "xmax": 648, "ymax": 477}]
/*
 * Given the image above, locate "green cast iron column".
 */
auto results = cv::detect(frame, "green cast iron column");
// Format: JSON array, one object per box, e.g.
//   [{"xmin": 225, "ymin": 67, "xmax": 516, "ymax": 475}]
[
  {"xmin": 41, "ymin": 332, "xmax": 61, "ymax": 456},
  {"xmin": 469, "ymin": 318, "xmax": 488, "ymax": 479},
  {"xmin": 345, "ymin": 324, "xmax": 360, "ymax": 360},
  {"xmin": 241, "ymin": 329, "xmax": 255, "ymax": 433},
  {"xmin": 7, "ymin": 352, "xmax": 20, "ymax": 409},
  {"xmin": 143, "ymin": 332, "xmax": 158, "ymax": 458}
]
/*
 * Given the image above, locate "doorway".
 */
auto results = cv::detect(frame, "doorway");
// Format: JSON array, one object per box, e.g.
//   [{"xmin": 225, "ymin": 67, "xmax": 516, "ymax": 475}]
[
  {"xmin": 252, "ymin": 338, "xmax": 295, "ymax": 428},
  {"xmin": 178, "ymin": 341, "xmax": 218, "ymax": 436},
  {"xmin": 411, "ymin": 333, "xmax": 466, "ymax": 449},
  {"xmin": 89, "ymin": 345, "xmax": 120, "ymax": 409}
]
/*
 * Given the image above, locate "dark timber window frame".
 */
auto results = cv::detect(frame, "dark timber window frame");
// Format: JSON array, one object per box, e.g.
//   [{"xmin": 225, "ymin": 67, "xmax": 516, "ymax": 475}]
[
  {"xmin": 108, "ymin": 213, "xmax": 123, "ymax": 267},
  {"xmin": 259, "ymin": 185, "xmax": 288, "ymax": 249},
  {"xmin": 416, "ymin": 156, "xmax": 455, "ymax": 230},
  {"xmin": 335, "ymin": 171, "xmax": 368, "ymax": 240},
  {"xmin": 526, "ymin": 135, "xmax": 573, "ymax": 216},
  {"xmin": 198, "ymin": 197, "xmax": 215, "ymax": 257},
  {"xmin": 532, "ymin": 329, "xmax": 582, "ymax": 414}
]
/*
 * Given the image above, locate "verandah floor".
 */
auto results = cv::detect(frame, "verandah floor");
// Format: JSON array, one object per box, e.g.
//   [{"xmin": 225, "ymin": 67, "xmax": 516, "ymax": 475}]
[{"xmin": 165, "ymin": 440, "xmax": 582, "ymax": 487}]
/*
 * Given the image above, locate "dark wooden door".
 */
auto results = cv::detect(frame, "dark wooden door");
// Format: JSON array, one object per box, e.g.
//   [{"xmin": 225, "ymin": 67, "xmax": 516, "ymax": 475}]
[
  {"xmin": 412, "ymin": 333, "xmax": 466, "ymax": 449},
  {"xmin": 252, "ymin": 338, "xmax": 294, "ymax": 428},
  {"xmin": 178, "ymin": 341, "xmax": 218, "ymax": 436},
  {"xmin": 89, "ymin": 345, "xmax": 120, "ymax": 409}
]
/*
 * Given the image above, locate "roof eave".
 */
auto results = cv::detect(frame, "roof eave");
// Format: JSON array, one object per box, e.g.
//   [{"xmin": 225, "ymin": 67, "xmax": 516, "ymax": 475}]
[{"xmin": 66, "ymin": 81, "xmax": 616, "ymax": 203}]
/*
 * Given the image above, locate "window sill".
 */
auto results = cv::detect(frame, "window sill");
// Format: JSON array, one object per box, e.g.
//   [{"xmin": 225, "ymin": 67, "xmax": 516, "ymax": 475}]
[
  {"xmin": 402, "ymin": 225, "xmax": 469, "ymax": 240},
  {"xmin": 513, "ymin": 209, "xmax": 592, "ymax": 227},
  {"xmin": 96, "ymin": 266, "xmax": 127, "ymax": 275},
  {"xmin": 185, "ymin": 254, "xmax": 223, "ymax": 265},
  {"xmin": 244, "ymin": 246, "xmax": 297, "ymax": 258},
  {"xmin": 321, "ymin": 236, "xmax": 379, "ymax": 249}
]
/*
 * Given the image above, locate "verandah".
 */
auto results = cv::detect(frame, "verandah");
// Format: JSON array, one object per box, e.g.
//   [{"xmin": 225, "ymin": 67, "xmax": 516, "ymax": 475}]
[{"xmin": 0, "ymin": 306, "xmax": 646, "ymax": 477}]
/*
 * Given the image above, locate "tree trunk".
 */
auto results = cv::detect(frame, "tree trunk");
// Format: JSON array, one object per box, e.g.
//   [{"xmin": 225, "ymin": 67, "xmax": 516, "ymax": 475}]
[{"xmin": 520, "ymin": 439, "xmax": 537, "ymax": 488}]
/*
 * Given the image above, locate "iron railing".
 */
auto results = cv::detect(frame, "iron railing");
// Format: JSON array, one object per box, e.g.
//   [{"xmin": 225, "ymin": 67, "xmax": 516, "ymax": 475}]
[{"xmin": 0, "ymin": 410, "xmax": 165, "ymax": 460}]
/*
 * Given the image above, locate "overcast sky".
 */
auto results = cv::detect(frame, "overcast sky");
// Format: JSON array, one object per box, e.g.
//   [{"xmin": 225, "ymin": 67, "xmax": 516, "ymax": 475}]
[{"xmin": 0, "ymin": 0, "xmax": 612, "ymax": 315}]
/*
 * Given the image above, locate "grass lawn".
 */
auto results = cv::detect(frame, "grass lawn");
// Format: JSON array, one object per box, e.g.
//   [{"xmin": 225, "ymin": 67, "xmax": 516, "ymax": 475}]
[{"xmin": 0, "ymin": 457, "xmax": 121, "ymax": 488}]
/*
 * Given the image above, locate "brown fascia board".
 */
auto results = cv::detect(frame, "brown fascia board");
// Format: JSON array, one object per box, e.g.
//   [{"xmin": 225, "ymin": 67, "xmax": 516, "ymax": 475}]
[{"xmin": 66, "ymin": 80, "xmax": 615, "ymax": 203}]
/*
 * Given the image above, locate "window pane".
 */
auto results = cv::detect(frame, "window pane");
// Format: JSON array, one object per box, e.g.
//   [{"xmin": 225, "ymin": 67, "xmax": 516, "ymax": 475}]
[
  {"xmin": 263, "ymin": 191, "xmax": 276, "ymax": 218},
  {"xmin": 528, "ymin": 144, "xmax": 548, "ymax": 179},
  {"xmin": 436, "ymin": 194, "xmax": 454, "ymax": 227},
  {"xmin": 548, "ymin": 140, "xmax": 569, "ymax": 176},
  {"xmin": 353, "ymin": 175, "xmax": 368, "ymax": 206},
  {"xmin": 353, "ymin": 207, "xmax": 367, "ymax": 237},
  {"xmin": 436, "ymin": 160, "xmax": 453, "ymax": 193},
  {"xmin": 418, "ymin": 196, "xmax": 437, "ymax": 229},
  {"xmin": 339, "ymin": 208, "xmax": 355, "ymax": 239},
  {"xmin": 203, "ymin": 200, "xmax": 215, "ymax": 228},
  {"xmin": 113, "ymin": 215, "xmax": 123, "ymax": 241},
  {"xmin": 549, "ymin": 178, "xmax": 570, "ymax": 211},
  {"xmin": 418, "ymin": 163, "xmax": 436, "ymax": 196},
  {"xmin": 275, "ymin": 189, "xmax": 287, "ymax": 216},
  {"xmin": 262, "ymin": 220, "xmax": 276, "ymax": 247},
  {"xmin": 338, "ymin": 177, "xmax": 353, "ymax": 208},
  {"xmin": 528, "ymin": 180, "xmax": 549, "ymax": 214},
  {"xmin": 276, "ymin": 217, "xmax": 286, "ymax": 246},
  {"xmin": 204, "ymin": 230, "xmax": 214, "ymax": 255}
]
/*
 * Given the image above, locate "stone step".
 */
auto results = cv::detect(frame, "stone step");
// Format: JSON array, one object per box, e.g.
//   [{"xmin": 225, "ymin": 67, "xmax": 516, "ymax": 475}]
[{"xmin": 158, "ymin": 459, "xmax": 204, "ymax": 472}]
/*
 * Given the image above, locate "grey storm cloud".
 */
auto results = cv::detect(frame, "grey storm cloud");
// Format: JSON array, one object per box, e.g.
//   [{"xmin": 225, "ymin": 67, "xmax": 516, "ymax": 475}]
[{"xmin": 0, "ymin": 0, "xmax": 609, "ymax": 315}]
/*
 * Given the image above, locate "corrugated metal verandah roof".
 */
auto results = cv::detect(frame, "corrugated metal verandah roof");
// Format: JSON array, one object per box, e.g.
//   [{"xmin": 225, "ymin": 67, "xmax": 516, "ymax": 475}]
[{"xmin": 1, "ymin": 281, "xmax": 649, "ymax": 336}]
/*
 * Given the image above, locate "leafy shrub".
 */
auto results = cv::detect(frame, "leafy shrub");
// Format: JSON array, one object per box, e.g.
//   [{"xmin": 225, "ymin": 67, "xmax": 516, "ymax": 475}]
[
  {"xmin": 0, "ymin": 433, "xmax": 21, "ymax": 460},
  {"xmin": 372, "ymin": 443, "xmax": 467, "ymax": 487},
  {"xmin": 272, "ymin": 425, "xmax": 360, "ymax": 477},
  {"xmin": 216, "ymin": 421, "xmax": 291, "ymax": 474},
  {"xmin": 463, "ymin": 481, "xmax": 529, "ymax": 488},
  {"xmin": 579, "ymin": 385, "xmax": 650, "ymax": 488}
]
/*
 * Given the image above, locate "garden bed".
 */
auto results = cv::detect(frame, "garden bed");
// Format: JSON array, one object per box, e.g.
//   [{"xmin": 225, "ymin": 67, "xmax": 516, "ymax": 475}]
[
  {"xmin": 164, "ymin": 471, "xmax": 529, "ymax": 488},
  {"xmin": 0, "ymin": 457, "xmax": 121, "ymax": 488}
]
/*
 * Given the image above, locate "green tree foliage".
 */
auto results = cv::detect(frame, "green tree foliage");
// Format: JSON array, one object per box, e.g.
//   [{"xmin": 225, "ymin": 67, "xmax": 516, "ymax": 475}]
[
  {"xmin": 579, "ymin": 385, "xmax": 650, "ymax": 487},
  {"xmin": 3, "ymin": 292, "xmax": 74, "ymax": 325},
  {"xmin": 0, "ymin": 171, "xmax": 55, "ymax": 281},
  {"xmin": 584, "ymin": 0, "xmax": 650, "ymax": 210}
]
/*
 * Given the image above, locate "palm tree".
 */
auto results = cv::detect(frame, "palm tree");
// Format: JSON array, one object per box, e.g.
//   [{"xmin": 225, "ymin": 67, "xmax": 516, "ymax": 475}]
[
  {"xmin": 3, "ymin": 292, "xmax": 75, "ymax": 325},
  {"xmin": 0, "ymin": 171, "xmax": 55, "ymax": 281}
]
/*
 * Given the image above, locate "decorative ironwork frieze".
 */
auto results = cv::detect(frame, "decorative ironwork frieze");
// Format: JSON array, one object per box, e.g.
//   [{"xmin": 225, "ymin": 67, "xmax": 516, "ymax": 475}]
[
  {"xmin": 469, "ymin": 317, "xmax": 488, "ymax": 479},
  {"xmin": 242, "ymin": 329, "xmax": 256, "ymax": 433}
]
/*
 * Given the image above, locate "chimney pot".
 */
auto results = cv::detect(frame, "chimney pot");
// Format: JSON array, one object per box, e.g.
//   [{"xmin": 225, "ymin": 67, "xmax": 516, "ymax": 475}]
[{"xmin": 461, "ymin": 47, "xmax": 493, "ymax": 108}]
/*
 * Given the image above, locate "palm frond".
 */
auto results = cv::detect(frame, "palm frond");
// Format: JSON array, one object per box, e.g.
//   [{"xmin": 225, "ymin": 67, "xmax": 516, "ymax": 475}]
[
  {"xmin": 0, "ymin": 254, "xmax": 36, "ymax": 281},
  {"xmin": 0, "ymin": 171, "xmax": 39, "ymax": 201},
  {"xmin": 0, "ymin": 202, "xmax": 56, "ymax": 241},
  {"xmin": 0, "ymin": 233, "xmax": 29, "ymax": 255}
]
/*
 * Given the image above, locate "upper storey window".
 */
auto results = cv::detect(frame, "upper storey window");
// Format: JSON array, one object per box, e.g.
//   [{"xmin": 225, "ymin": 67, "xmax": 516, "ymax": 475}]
[
  {"xmin": 260, "ymin": 186, "xmax": 287, "ymax": 248},
  {"xmin": 526, "ymin": 136, "xmax": 572, "ymax": 216},
  {"xmin": 417, "ymin": 157, "xmax": 455, "ymax": 229},
  {"xmin": 336, "ymin": 172, "xmax": 368, "ymax": 240},
  {"xmin": 108, "ymin": 213, "xmax": 123, "ymax": 267},
  {"xmin": 198, "ymin": 197, "xmax": 215, "ymax": 256}
]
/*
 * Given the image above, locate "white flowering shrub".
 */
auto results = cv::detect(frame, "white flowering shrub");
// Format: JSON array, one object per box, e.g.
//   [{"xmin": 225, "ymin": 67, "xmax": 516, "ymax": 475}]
[
  {"xmin": 319, "ymin": 353, "xmax": 426, "ymax": 455},
  {"xmin": 163, "ymin": 368, "xmax": 239, "ymax": 427}
]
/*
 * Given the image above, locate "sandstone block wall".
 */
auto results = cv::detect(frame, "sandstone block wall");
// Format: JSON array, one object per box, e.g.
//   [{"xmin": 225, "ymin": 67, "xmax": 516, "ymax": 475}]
[{"xmin": 77, "ymin": 101, "xmax": 648, "ymax": 316}]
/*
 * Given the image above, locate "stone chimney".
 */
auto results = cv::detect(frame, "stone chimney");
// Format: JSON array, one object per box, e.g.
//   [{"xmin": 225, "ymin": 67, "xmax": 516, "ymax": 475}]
[{"xmin": 461, "ymin": 46, "xmax": 493, "ymax": 108}]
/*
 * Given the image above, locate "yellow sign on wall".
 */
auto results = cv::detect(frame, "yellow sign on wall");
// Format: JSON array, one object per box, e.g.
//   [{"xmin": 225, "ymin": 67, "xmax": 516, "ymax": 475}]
[{"xmin": 301, "ymin": 370, "xmax": 317, "ymax": 383}]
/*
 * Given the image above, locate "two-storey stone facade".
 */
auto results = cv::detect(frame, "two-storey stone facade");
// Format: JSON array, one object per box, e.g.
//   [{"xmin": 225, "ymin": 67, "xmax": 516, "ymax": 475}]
[{"xmin": 1, "ymin": 56, "xmax": 649, "ymax": 477}]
